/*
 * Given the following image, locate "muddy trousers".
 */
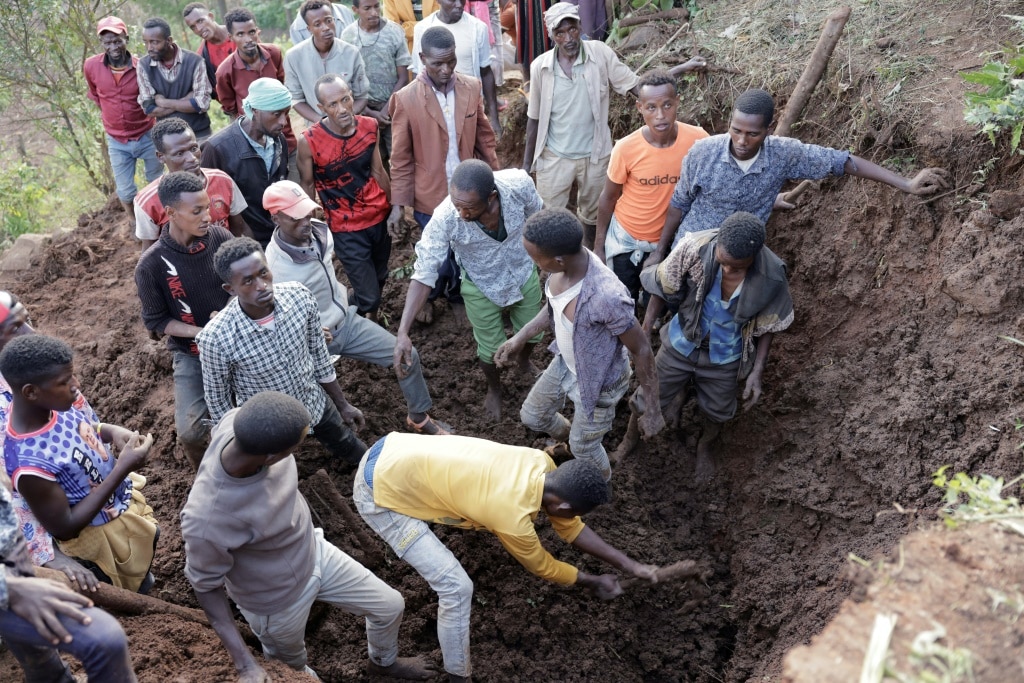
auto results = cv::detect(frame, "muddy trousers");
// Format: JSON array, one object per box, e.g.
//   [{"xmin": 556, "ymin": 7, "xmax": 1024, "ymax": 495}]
[
  {"xmin": 0, "ymin": 605, "xmax": 137, "ymax": 683},
  {"xmin": 237, "ymin": 529, "xmax": 405, "ymax": 672},
  {"xmin": 519, "ymin": 354, "xmax": 631, "ymax": 479},
  {"xmin": 353, "ymin": 449, "xmax": 473, "ymax": 678},
  {"xmin": 655, "ymin": 328, "xmax": 741, "ymax": 424}
]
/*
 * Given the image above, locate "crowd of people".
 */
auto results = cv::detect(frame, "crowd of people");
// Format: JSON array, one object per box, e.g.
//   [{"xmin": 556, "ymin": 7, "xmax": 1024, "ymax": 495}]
[{"xmin": 1, "ymin": 0, "xmax": 951, "ymax": 680}]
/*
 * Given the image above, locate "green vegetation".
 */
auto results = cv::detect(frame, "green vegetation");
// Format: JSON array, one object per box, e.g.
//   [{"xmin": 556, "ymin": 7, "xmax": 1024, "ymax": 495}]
[
  {"xmin": 962, "ymin": 15, "xmax": 1024, "ymax": 152},
  {"xmin": 932, "ymin": 466, "xmax": 1024, "ymax": 537}
]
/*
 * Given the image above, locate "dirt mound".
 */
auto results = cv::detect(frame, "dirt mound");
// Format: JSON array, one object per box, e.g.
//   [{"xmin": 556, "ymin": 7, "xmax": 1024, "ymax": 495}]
[{"xmin": 4, "ymin": 2, "xmax": 1024, "ymax": 681}]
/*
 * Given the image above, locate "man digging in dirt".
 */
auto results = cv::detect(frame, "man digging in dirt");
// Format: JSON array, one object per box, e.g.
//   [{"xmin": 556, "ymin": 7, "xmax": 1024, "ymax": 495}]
[
  {"xmin": 1, "ymin": 335, "xmax": 159, "ymax": 594},
  {"xmin": 182, "ymin": 391, "xmax": 435, "ymax": 683},
  {"xmin": 622, "ymin": 212, "xmax": 793, "ymax": 481},
  {"xmin": 647, "ymin": 88, "xmax": 950, "ymax": 268},
  {"xmin": 353, "ymin": 431, "xmax": 659, "ymax": 682},
  {"xmin": 263, "ymin": 180, "xmax": 450, "ymax": 435},
  {"xmin": 496, "ymin": 208, "xmax": 663, "ymax": 480},
  {"xmin": 395, "ymin": 159, "xmax": 544, "ymax": 421},
  {"xmin": 134, "ymin": 118, "xmax": 251, "ymax": 250},
  {"xmin": 135, "ymin": 171, "xmax": 235, "ymax": 468},
  {"xmin": 197, "ymin": 236, "xmax": 368, "ymax": 465}
]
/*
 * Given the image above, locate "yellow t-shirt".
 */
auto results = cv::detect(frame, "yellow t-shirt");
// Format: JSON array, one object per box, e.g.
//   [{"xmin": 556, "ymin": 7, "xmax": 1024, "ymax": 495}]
[
  {"xmin": 372, "ymin": 433, "xmax": 585, "ymax": 585},
  {"xmin": 607, "ymin": 122, "xmax": 710, "ymax": 242}
]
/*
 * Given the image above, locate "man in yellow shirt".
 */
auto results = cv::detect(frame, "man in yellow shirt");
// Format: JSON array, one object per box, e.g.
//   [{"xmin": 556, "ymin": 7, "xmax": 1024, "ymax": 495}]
[{"xmin": 353, "ymin": 432, "xmax": 658, "ymax": 682}]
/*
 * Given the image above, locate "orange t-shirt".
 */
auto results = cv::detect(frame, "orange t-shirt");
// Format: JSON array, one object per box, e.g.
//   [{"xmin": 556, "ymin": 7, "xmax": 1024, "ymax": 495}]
[{"xmin": 606, "ymin": 122, "xmax": 709, "ymax": 242}]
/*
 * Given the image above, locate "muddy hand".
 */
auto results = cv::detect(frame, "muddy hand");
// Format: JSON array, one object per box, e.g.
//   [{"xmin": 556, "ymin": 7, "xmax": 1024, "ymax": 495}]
[
  {"xmin": 741, "ymin": 372, "xmax": 763, "ymax": 412},
  {"xmin": 494, "ymin": 338, "xmax": 522, "ymax": 369},
  {"xmin": 908, "ymin": 167, "xmax": 950, "ymax": 195},
  {"xmin": 773, "ymin": 192, "xmax": 795, "ymax": 211},
  {"xmin": 638, "ymin": 408, "xmax": 665, "ymax": 440}
]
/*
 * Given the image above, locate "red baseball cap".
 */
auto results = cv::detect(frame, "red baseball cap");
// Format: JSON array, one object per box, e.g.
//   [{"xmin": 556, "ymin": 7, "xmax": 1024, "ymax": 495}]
[
  {"xmin": 96, "ymin": 17, "xmax": 128, "ymax": 36},
  {"xmin": 263, "ymin": 181, "xmax": 319, "ymax": 219}
]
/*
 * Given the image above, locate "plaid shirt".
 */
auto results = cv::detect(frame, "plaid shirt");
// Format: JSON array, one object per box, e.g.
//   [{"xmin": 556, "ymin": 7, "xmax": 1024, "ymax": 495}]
[
  {"xmin": 196, "ymin": 282, "xmax": 337, "ymax": 423},
  {"xmin": 413, "ymin": 169, "xmax": 541, "ymax": 307},
  {"xmin": 136, "ymin": 45, "xmax": 213, "ymax": 115}
]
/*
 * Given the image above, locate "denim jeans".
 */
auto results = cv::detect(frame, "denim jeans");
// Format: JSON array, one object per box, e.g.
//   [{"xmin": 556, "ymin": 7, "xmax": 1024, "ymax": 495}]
[
  {"xmin": 353, "ymin": 451, "xmax": 474, "ymax": 677},
  {"xmin": 327, "ymin": 308, "xmax": 432, "ymax": 415},
  {"xmin": 106, "ymin": 133, "xmax": 162, "ymax": 203},
  {"xmin": 520, "ymin": 354, "xmax": 631, "ymax": 479},
  {"xmin": 172, "ymin": 351, "xmax": 210, "ymax": 453},
  {"xmin": 0, "ymin": 604, "xmax": 137, "ymax": 682},
  {"xmin": 237, "ymin": 529, "xmax": 404, "ymax": 671}
]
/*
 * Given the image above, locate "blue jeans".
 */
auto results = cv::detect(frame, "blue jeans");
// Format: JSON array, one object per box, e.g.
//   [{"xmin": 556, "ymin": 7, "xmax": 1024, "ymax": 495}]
[
  {"xmin": 353, "ymin": 448, "xmax": 473, "ymax": 678},
  {"xmin": 413, "ymin": 211, "xmax": 463, "ymax": 304},
  {"xmin": 520, "ymin": 354, "xmax": 631, "ymax": 479},
  {"xmin": 327, "ymin": 308, "xmax": 432, "ymax": 415},
  {"xmin": 0, "ymin": 604, "xmax": 137, "ymax": 682},
  {"xmin": 106, "ymin": 133, "xmax": 162, "ymax": 203}
]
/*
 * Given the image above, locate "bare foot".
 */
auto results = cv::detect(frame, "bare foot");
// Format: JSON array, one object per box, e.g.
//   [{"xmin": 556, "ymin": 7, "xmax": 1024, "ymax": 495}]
[
  {"xmin": 611, "ymin": 413, "xmax": 640, "ymax": 465},
  {"xmin": 415, "ymin": 301, "xmax": 434, "ymax": 325},
  {"xmin": 367, "ymin": 656, "xmax": 438, "ymax": 680},
  {"xmin": 483, "ymin": 386, "xmax": 502, "ymax": 421},
  {"xmin": 694, "ymin": 422, "xmax": 721, "ymax": 483}
]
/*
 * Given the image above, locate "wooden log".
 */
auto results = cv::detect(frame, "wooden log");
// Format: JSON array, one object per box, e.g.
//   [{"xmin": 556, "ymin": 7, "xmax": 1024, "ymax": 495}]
[
  {"xmin": 775, "ymin": 6, "xmax": 852, "ymax": 138},
  {"xmin": 307, "ymin": 468, "xmax": 385, "ymax": 569},
  {"xmin": 33, "ymin": 566, "xmax": 209, "ymax": 625},
  {"xmin": 618, "ymin": 7, "xmax": 689, "ymax": 28}
]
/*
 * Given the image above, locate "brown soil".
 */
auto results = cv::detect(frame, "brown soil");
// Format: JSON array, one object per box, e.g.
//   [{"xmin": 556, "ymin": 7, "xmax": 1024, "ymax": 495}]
[{"xmin": 4, "ymin": 2, "xmax": 1024, "ymax": 681}]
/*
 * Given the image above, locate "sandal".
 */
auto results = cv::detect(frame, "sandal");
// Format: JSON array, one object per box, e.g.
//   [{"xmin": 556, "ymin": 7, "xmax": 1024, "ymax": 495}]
[{"xmin": 407, "ymin": 414, "xmax": 453, "ymax": 436}]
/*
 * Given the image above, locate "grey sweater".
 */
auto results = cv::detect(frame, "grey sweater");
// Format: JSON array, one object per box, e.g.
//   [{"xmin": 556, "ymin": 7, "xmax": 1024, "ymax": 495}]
[
  {"xmin": 180, "ymin": 409, "xmax": 316, "ymax": 614},
  {"xmin": 284, "ymin": 37, "xmax": 369, "ymax": 108}
]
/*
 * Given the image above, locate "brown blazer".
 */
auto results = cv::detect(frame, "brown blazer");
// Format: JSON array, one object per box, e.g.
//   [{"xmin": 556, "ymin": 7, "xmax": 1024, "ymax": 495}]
[{"xmin": 389, "ymin": 73, "xmax": 499, "ymax": 215}]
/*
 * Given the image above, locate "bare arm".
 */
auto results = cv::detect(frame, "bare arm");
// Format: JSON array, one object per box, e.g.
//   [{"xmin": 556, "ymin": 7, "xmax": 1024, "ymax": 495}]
[
  {"xmin": 297, "ymin": 135, "xmax": 317, "ymax": 201},
  {"xmin": 844, "ymin": 156, "xmax": 948, "ymax": 195},
  {"xmin": 619, "ymin": 324, "xmax": 664, "ymax": 438},
  {"xmin": 594, "ymin": 179, "xmax": 623, "ymax": 264},
  {"xmin": 648, "ymin": 205, "xmax": 683, "ymax": 266},
  {"xmin": 163, "ymin": 320, "xmax": 204, "ymax": 338},
  {"xmin": 480, "ymin": 66, "xmax": 502, "ymax": 138},
  {"xmin": 742, "ymin": 331, "xmax": 774, "ymax": 411},
  {"xmin": 194, "ymin": 587, "xmax": 268, "ymax": 682},
  {"xmin": 393, "ymin": 280, "xmax": 432, "ymax": 378},
  {"xmin": 18, "ymin": 434, "xmax": 153, "ymax": 541},
  {"xmin": 294, "ymin": 101, "xmax": 321, "ymax": 124},
  {"xmin": 227, "ymin": 214, "xmax": 253, "ymax": 239}
]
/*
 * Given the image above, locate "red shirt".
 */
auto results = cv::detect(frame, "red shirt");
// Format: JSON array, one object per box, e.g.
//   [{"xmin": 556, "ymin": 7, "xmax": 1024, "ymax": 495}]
[
  {"xmin": 214, "ymin": 44, "xmax": 297, "ymax": 153},
  {"xmin": 83, "ymin": 52, "xmax": 154, "ymax": 143},
  {"xmin": 135, "ymin": 168, "xmax": 241, "ymax": 239},
  {"xmin": 200, "ymin": 39, "xmax": 235, "ymax": 70},
  {"xmin": 304, "ymin": 116, "xmax": 389, "ymax": 232}
]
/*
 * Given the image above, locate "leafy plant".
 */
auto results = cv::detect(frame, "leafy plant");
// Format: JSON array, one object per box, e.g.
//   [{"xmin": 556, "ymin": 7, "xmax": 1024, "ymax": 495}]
[
  {"xmin": 887, "ymin": 624, "xmax": 975, "ymax": 683},
  {"xmin": 932, "ymin": 466, "xmax": 1024, "ymax": 536},
  {"xmin": 962, "ymin": 16, "xmax": 1024, "ymax": 152}
]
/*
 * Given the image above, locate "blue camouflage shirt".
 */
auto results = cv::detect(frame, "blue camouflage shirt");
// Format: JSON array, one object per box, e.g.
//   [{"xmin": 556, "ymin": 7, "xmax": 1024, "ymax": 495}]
[{"xmin": 669, "ymin": 134, "xmax": 850, "ymax": 241}]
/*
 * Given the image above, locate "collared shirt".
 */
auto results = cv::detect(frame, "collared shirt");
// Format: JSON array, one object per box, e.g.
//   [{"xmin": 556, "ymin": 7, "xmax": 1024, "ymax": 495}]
[
  {"xmin": 410, "ymin": 12, "xmax": 490, "ymax": 78},
  {"xmin": 545, "ymin": 47, "xmax": 594, "ymax": 159},
  {"xmin": 339, "ymin": 18, "xmax": 411, "ymax": 104},
  {"xmin": 413, "ymin": 169, "xmax": 541, "ymax": 306},
  {"xmin": 196, "ymin": 282, "xmax": 337, "ymax": 423},
  {"xmin": 422, "ymin": 71, "xmax": 461, "ymax": 180},
  {"xmin": 527, "ymin": 40, "xmax": 638, "ymax": 166},
  {"xmin": 284, "ymin": 37, "xmax": 369, "ymax": 108},
  {"xmin": 371, "ymin": 432, "xmax": 585, "ymax": 586},
  {"xmin": 548, "ymin": 251, "xmax": 634, "ymax": 418},
  {"xmin": 668, "ymin": 268, "xmax": 744, "ymax": 364},
  {"xmin": 669, "ymin": 133, "xmax": 850, "ymax": 241},
  {"xmin": 136, "ymin": 44, "xmax": 213, "ymax": 115},
  {"xmin": 83, "ymin": 51, "xmax": 154, "ymax": 142},
  {"xmin": 239, "ymin": 118, "xmax": 276, "ymax": 175}
]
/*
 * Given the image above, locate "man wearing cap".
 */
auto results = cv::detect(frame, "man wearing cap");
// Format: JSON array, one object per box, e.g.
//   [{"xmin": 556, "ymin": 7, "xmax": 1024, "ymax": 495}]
[
  {"xmin": 201, "ymin": 78, "xmax": 291, "ymax": 246},
  {"xmin": 137, "ymin": 17, "xmax": 213, "ymax": 141},
  {"xmin": 263, "ymin": 180, "xmax": 449, "ymax": 435},
  {"xmin": 522, "ymin": 2, "xmax": 639, "ymax": 249},
  {"xmin": 285, "ymin": 0, "xmax": 370, "ymax": 125},
  {"xmin": 182, "ymin": 2, "xmax": 234, "ymax": 99},
  {"xmin": 84, "ymin": 17, "xmax": 163, "ymax": 233}
]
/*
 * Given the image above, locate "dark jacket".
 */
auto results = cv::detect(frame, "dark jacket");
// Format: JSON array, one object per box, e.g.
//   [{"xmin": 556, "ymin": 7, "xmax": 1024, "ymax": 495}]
[{"xmin": 200, "ymin": 120, "xmax": 288, "ymax": 245}]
